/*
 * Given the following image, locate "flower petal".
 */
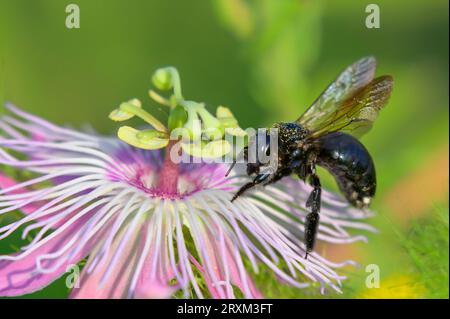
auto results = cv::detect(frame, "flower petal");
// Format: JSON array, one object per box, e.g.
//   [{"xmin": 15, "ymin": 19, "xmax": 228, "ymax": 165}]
[
  {"xmin": 185, "ymin": 209, "xmax": 262, "ymax": 299},
  {"xmin": 71, "ymin": 204, "xmax": 177, "ymax": 299},
  {"xmin": 134, "ymin": 235, "xmax": 179, "ymax": 298},
  {"xmin": 0, "ymin": 217, "xmax": 91, "ymax": 296}
]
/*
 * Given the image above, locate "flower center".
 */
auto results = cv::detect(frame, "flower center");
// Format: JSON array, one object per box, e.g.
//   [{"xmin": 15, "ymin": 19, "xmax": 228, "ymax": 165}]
[{"xmin": 109, "ymin": 141, "xmax": 217, "ymax": 199}]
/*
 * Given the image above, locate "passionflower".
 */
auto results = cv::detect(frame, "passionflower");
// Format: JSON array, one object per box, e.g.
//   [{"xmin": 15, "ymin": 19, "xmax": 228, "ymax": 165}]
[{"xmin": 0, "ymin": 67, "xmax": 375, "ymax": 298}]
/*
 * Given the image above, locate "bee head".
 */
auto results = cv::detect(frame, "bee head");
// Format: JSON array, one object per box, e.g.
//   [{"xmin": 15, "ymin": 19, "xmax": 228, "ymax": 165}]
[{"xmin": 244, "ymin": 129, "xmax": 276, "ymax": 175}]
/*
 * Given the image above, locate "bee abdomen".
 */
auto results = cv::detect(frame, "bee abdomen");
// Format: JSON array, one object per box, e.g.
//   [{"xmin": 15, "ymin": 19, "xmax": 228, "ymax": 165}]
[{"xmin": 315, "ymin": 132, "xmax": 376, "ymax": 208}]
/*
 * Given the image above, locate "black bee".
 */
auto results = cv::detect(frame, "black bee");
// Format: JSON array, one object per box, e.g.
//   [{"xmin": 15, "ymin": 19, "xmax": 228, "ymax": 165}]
[{"xmin": 230, "ymin": 57, "xmax": 393, "ymax": 258}]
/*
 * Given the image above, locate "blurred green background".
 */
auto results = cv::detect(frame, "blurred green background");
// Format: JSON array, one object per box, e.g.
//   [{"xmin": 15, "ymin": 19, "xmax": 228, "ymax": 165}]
[{"xmin": 0, "ymin": 0, "xmax": 448, "ymax": 298}]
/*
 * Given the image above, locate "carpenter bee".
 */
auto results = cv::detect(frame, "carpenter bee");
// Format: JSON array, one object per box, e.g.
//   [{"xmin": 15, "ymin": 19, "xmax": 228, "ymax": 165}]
[{"xmin": 230, "ymin": 57, "xmax": 393, "ymax": 258}]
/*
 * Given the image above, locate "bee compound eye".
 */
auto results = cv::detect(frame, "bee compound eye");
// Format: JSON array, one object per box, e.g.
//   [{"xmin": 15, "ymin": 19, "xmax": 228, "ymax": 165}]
[{"xmin": 292, "ymin": 148, "xmax": 302, "ymax": 158}]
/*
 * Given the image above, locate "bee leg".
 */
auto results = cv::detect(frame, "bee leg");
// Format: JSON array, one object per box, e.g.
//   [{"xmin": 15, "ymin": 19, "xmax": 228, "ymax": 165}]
[
  {"xmin": 304, "ymin": 173, "xmax": 321, "ymax": 259},
  {"xmin": 259, "ymin": 169, "xmax": 285, "ymax": 186},
  {"xmin": 231, "ymin": 173, "xmax": 270, "ymax": 202}
]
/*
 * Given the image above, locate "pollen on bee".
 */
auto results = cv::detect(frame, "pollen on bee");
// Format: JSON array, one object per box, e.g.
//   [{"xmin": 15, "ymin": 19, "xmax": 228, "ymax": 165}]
[{"xmin": 363, "ymin": 197, "xmax": 371, "ymax": 205}]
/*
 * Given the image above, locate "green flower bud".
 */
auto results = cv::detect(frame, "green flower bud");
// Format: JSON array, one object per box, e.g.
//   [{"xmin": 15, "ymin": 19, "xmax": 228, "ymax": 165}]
[
  {"xmin": 151, "ymin": 67, "xmax": 183, "ymax": 100},
  {"xmin": 168, "ymin": 105, "xmax": 188, "ymax": 132},
  {"xmin": 152, "ymin": 68, "xmax": 173, "ymax": 91}
]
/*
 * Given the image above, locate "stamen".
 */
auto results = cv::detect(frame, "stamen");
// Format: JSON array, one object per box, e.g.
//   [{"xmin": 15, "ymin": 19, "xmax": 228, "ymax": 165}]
[{"xmin": 118, "ymin": 103, "xmax": 167, "ymax": 133}]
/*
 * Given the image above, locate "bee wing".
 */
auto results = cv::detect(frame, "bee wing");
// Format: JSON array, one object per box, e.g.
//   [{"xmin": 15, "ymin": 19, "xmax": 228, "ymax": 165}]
[
  {"xmin": 297, "ymin": 56, "xmax": 385, "ymax": 137},
  {"xmin": 305, "ymin": 75, "xmax": 393, "ymax": 138}
]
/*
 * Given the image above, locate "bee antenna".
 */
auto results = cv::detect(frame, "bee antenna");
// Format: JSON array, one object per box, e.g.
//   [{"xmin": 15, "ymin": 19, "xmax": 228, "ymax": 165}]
[{"xmin": 225, "ymin": 160, "xmax": 237, "ymax": 177}]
